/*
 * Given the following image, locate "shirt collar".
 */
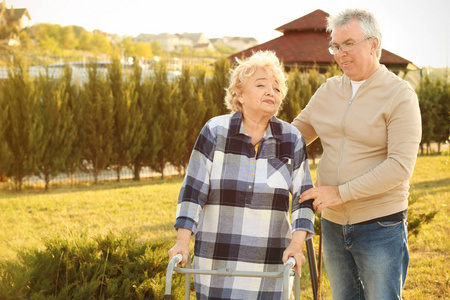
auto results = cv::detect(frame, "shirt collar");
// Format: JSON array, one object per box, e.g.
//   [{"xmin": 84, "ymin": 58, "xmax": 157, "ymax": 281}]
[{"xmin": 229, "ymin": 111, "xmax": 283, "ymax": 141}]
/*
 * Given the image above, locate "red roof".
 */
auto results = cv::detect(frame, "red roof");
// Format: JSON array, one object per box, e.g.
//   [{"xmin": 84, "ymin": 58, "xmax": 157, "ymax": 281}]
[
  {"xmin": 230, "ymin": 9, "xmax": 413, "ymax": 71},
  {"xmin": 275, "ymin": 9, "xmax": 329, "ymax": 33}
]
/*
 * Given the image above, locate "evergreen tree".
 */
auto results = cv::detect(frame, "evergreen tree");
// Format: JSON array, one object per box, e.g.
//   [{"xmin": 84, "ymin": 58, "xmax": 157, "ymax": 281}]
[
  {"xmin": 108, "ymin": 56, "xmax": 128, "ymax": 181},
  {"xmin": 36, "ymin": 66, "xmax": 76, "ymax": 190},
  {"xmin": 81, "ymin": 61, "xmax": 114, "ymax": 183},
  {"xmin": 208, "ymin": 57, "xmax": 230, "ymax": 116},
  {"xmin": 432, "ymin": 79, "xmax": 450, "ymax": 152},
  {"xmin": 62, "ymin": 64, "xmax": 83, "ymax": 186},
  {"xmin": 171, "ymin": 65, "xmax": 208, "ymax": 173},
  {"xmin": 148, "ymin": 62, "xmax": 175, "ymax": 179},
  {"xmin": 278, "ymin": 66, "xmax": 304, "ymax": 122},
  {"xmin": 3, "ymin": 57, "xmax": 44, "ymax": 191},
  {"xmin": 192, "ymin": 66, "xmax": 215, "ymax": 125},
  {"xmin": 416, "ymin": 73, "xmax": 438, "ymax": 154},
  {"xmin": 130, "ymin": 63, "xmax": 159, "ymax": 181},
  {"xmin": 305, "ymin": 68, "xmax": 326, "ymax": 164},
  {"xmin": 0, "ymin": 86, "xmax": 11, "ymax": 179}
]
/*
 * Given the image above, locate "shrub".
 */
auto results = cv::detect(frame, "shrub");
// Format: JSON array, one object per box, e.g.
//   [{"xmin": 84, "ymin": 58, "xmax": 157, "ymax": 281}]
[{"xmin": 0, "ymin": 233, "xmax": 188, "ymax": 299}]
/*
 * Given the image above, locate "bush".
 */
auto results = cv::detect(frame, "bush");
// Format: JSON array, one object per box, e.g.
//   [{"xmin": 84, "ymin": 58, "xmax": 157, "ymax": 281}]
[{"xmin": 0, "ymin": 233, "xmax": 188, "ymax": 299}]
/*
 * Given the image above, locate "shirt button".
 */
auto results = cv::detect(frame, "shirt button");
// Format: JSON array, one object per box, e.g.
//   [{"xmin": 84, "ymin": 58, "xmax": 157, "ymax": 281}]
[
  {"xmin": 250, "ymin": 173, "xmax": 254, "ymax": 176},
  {"xmin": 251, "ymin": 160, "xmax": 254, "ymax": 164},
  {"xmin": 248, "ymin": 185, "xmax": 252, "ymax": 189}
]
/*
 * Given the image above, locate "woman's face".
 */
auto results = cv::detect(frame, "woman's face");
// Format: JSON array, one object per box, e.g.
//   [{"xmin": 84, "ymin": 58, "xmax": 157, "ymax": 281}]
[{"xmin": 238, "ymin": 68, "xmax": 282, "ymax": 118}]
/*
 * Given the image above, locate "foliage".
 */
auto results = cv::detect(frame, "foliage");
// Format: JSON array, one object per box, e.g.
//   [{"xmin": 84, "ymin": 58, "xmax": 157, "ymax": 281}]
[
  {"xmin": 148, "ymin": 62, "xmax": 177, "ymax": 178},
  {"xmin": 0, "ymin": 233, "xmax": 187, "ymax": 299},
  {"xmin": 36, "ymin": 66, "xmax": 76, "ymax": 190},
  {"xmin": 208, "ymin": 57, "xmax": 230, "ymax": 116},
  {"xmin": 0, "ymin": 84, "xmax": 11, "ymax": 176},
  {"xmin": 108, "ymin": 55, "xmax": 145, "ymax": 182},
  {"xmin": 2, "ymin": 56, "xmax": 44, "ymax": 191},
  {"xmin": 416, "ymin": 73, "xmax": 450, "ymax": 154},
  {"xmin": 80, "ymin": 61, "xmax": 114, "ymax": 183},
  {"xmin": 0, "ymin": 55, "xmax": 447, "ymax": 191},
  {"xmin": 130, "ymin": 62, "xmax": 159, "ymax": 181},
  {"xmin": 62, "ymin": 64, "xmax": 84, "ymax": 186}
]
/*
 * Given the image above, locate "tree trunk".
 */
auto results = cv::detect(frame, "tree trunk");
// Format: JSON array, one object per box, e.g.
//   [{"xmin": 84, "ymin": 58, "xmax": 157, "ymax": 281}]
[
  {"xmin": 133, "ymin": 163, "xmax": 141, "ymax": 181},
  {"xmin": 116, "ymin": 166, "xmax": 121, "ymax": 182}
]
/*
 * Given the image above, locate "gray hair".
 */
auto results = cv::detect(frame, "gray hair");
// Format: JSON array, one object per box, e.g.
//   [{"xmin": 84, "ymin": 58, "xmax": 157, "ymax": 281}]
[{"xmin": 326, "ymin": 8, "xmax": 382, "ymax": 59}]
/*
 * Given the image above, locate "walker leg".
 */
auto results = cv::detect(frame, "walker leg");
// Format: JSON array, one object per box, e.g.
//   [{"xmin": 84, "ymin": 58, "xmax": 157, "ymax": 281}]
[
  {"xmin": 306, "ymin": 239, "xmax": 318, "ymax": 300},
  {"xmin": 294, "ymin": 272, "xmax": 301, "ymax": 299},
  {"xmin": 184, "ymin": 255, "xmax": 192, "ymax": 299}
]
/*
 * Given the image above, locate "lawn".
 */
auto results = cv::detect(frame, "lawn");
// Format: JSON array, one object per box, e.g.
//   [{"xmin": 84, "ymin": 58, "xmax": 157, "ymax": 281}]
[{"xmin": 0, "ymin": 155, "xmax": 448, "ymax": 299}]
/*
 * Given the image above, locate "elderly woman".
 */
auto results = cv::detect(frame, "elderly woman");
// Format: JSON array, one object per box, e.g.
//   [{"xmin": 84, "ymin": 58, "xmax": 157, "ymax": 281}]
[{"xmin": 168, "ymin": 50, "xmax": 315, "ymax": 299}]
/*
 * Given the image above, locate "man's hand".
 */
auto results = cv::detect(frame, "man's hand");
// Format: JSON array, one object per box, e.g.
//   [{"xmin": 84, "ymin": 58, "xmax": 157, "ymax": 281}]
[{"xmin": 300, "ymin": 186, "xmax": 343, "ymax": 213}]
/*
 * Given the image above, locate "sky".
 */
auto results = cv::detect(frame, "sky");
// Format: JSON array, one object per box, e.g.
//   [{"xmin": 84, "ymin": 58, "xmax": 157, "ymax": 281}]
[{"xmin": 9, "ymin": 0, "xmax": 450, "ymax": 68}]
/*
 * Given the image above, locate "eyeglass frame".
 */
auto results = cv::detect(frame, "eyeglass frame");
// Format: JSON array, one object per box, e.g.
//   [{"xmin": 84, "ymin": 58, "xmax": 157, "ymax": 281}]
[{"xmin": 328, "ymin": 37, "xmax": 373, "ymax": 55}]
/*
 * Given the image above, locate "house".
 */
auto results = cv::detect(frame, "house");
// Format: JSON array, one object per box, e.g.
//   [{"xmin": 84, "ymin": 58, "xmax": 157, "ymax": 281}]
[
  {"xmin": 134, "ymin": 32, "xmax": 215, "ymax": 52},
  {"xmin": 0, "ymin": 0, "xmax": 31, "ymax": 31},
  {"xmin": 0, "ymin": 0, "xmax": 31, "ymax": 46},
  {"xmin": 229, "ymin": 9, "xmax": 416, "ymax": 74},
  {"xmin": 212, "ymin": 36, "xmax": 259, "ymax": 52}
]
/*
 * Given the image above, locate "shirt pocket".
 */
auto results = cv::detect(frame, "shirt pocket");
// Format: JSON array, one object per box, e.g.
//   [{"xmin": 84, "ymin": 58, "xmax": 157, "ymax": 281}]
[{"xmin": 267, "ymin": 157, "xmax": 293, "ymax": 190}]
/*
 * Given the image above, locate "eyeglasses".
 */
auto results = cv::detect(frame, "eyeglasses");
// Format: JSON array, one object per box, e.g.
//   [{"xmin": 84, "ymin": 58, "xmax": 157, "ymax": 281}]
[{"xmin": 328, "ymin": 37, "xmax": 373, "ymax": 55}]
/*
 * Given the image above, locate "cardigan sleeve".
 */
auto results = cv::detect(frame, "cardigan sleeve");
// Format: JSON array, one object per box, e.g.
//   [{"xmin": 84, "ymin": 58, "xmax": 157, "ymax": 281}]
[
  {"xmin": 338, "ymin": 87, "xmax": 422, "ymax": 202},
  {"xmin": 292, "ymin": 95, "xmax": 319, "ymax": 146}
]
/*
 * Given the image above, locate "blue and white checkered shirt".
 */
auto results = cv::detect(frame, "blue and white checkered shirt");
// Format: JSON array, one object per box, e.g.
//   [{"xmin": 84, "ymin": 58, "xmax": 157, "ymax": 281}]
[{"xmin": 175, "ymin": 112, "xmax": 315, "ymax": 299}]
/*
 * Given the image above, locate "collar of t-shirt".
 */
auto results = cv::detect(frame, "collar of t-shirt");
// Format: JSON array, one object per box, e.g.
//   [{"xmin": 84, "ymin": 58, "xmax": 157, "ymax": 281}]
[{"xmin": 350, "ymin": 79, "xmax": 366, "ymax": 99}]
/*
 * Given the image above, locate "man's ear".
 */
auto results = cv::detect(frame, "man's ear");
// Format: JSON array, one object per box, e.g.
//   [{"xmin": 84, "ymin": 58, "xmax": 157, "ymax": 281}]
[{"xmin": 371, "ymin": 37, "xmax": 380, "ymax": 54}]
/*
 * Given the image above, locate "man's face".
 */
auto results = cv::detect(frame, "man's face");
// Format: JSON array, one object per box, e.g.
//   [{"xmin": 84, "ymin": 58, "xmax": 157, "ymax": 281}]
[{"xmin": 331, "ymin": 19, "xmax": 378, "ymax": 81}]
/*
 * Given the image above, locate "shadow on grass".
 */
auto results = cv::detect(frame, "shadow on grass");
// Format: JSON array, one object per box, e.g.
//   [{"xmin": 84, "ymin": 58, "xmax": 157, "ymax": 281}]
[
  {"xmin": 0, "ymin": 176, "xmax": 185, "ymax": 198},
  {"xmin": 410, "ymin": 177, "xmax": 450, "ymax": 196}
]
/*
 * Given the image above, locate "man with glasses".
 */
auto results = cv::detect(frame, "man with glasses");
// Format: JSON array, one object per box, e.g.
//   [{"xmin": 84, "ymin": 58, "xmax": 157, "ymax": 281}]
[{"xmin": 292, "ymin": 8, "xmax": 421, "ymax": 299}]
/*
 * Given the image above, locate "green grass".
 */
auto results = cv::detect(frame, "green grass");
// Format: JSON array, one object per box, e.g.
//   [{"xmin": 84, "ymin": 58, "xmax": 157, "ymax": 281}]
[{"xmin": 0, "ymin": 155, "xmax": 448, "ymax": 299}]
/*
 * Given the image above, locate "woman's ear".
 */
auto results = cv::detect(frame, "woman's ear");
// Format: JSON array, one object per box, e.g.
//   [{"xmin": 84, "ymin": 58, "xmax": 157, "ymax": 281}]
[{"xmin": 237, "ymin": 93, "xmax": 244, "ymax": 104}]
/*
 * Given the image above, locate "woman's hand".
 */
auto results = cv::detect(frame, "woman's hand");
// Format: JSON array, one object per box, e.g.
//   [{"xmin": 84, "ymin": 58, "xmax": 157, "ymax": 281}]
[
  {"xmin": 168, "ymin": 228, "xmax": 192, "ymax": 267},
  {"xmin": 282, "ymin": 231, "xmax": 307, "ymax": 276}
]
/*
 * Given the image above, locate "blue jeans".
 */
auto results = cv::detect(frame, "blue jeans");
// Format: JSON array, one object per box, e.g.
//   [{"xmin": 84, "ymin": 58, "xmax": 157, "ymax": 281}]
[{"xmin": 322, "ymin": 218, "xmax": 409, "ymax": 300}]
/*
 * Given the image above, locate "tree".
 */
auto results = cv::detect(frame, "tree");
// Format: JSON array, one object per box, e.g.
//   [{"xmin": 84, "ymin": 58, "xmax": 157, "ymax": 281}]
[
  {"xmin": 171, "ymin": 65, "xmax": 208, "ymax": 173},
  {"xmin": 416, "ymin": 73, "xmax": 439, "ymax": 154},
  {"xmin": 78, "ymin": 31, "xmax": 93, "ymax": 51},
  {"xmin": 207, "ymin": 57, "xmax": 230, "ymax": 116},
  {"xmin": 80, "ymin": 61, "xmax": 114, "ymax": 183},
  {"xmin": 62, "ymin": 64, "xmax": 83, "ymax": 186},
  {"xmin": 91, "ymin": 32, "xmax": 112, "ymax": 54},
  {"xmin": 151, "ymin": 41, "xmax": 164, "ymax": 57},
  {"xmin": 278, "ymin": 66, "xmax": 305, "ymax": 122},
  {"xmin": 0, "ymin": 85, "xmax": 11, "ymax": 179},
  {"xmin": 108, "ymin": 56, "xmax": 145, "ymax": 181},
  {"xmin": 432, "ymin": 79, "xmax": 450, "ymax": 152},
  {"xmin": 148, "ymin": 62, "xmax": 176, "ymax": 179},
  {"xmin": 36, "ymin": 66, "xmax": 76, "ymax": 190},
  {"xmin": 3, "ymin": 57, "xmax": 44, "ymax": 191},
  {"xmin": 59, "ymin": 26, "xmax": 78, "ymax": 49},
  {"xmin": 130, "ymin": 62, "xmax": 160, "ymax": 181}
]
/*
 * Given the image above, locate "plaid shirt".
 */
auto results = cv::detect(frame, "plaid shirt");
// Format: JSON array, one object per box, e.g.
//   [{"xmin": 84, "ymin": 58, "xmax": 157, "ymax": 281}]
[{"xmin": 175, "ymin": 112, "xmax": 315, "ymax": 299}]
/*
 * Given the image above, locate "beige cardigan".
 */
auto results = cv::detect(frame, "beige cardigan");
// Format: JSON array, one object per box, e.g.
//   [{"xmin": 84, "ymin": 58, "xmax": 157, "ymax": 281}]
[{"xmin": 292, "ymin": 65, "xmax": 421, "ymax": 225}]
